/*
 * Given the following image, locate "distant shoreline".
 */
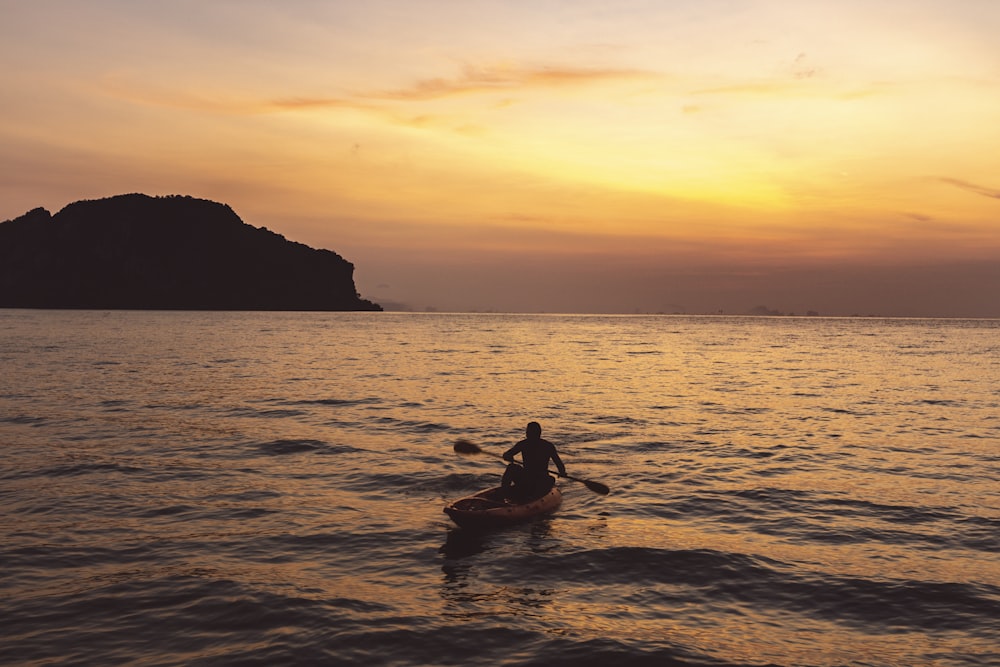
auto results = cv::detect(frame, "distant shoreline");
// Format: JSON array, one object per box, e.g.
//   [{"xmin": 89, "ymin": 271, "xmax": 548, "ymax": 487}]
[{"xmin": 3, "ymin": 308, "xmax": 995, "ymax": 321}]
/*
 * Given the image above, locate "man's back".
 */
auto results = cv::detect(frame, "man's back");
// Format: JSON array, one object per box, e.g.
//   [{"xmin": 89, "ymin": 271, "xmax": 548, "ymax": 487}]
[
  {"xmin": 517, "ymin": 437, "xmax": 558, "ymax": 478},
  {"xmin": 501, "ymin": 422, "xmax": 567, "ymax": 501}
]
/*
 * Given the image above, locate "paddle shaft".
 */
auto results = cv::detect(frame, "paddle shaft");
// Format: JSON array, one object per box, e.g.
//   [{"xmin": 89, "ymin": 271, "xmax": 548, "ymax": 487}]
[
  {"xmin": 486, "ymin": 448, "xmax": 562, "ymax": 478},
  {"xmin": 454, "ymin": 440, "xmax": 609, "ymax": 495}
]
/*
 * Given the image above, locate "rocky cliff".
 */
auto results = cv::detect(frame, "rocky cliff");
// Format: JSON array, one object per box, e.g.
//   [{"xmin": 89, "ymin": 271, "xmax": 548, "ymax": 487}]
[{"xmin": 0, "ymin": 194, "xmax": 381, "ymax": 311}]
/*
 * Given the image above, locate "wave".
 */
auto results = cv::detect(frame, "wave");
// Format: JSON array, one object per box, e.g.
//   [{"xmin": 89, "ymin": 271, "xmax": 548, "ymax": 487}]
[
  {"xmin": 285, "ymin": 397, "xmax": 384, "ymax": 407},
  {"xmin": 636, "ymin": 487, "xmax": 1000, "ymax": 553},
  {"xmin": 324, "ymin": 624, "xmax": 769, "ymax": 667},
  {"xmin": 0, "ymin": 414, "xmax": 48, "ymax": 426},
  {"xmin": 255, "ymin": 439, "xmax": 361, "ymax": 456},
  {"xmin": 0, "ymin": 574, "xmax": 393, "ymax": 666},
  {"xmin": 494, "ymin": 546, "xmax": 1000, "ymax": 634},
  {"xmin": 224, "ymin": 407, "xmax": 308, "ymax": 419},
  {"xmin": 2, "ymin": 460, "xmax": 147, "ymax": 480}
]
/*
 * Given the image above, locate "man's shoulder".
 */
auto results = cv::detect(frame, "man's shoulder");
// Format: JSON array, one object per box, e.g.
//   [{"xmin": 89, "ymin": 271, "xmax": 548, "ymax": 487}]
[{"xmin": 522, "ymin": 437, "xmax": 556, "ymax": 451}]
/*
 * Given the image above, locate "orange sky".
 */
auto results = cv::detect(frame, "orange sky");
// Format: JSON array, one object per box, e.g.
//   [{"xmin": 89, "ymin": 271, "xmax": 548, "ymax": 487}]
[{"xmin": 2, "ymin": 1, "xmax": 999, "ymax": 315}]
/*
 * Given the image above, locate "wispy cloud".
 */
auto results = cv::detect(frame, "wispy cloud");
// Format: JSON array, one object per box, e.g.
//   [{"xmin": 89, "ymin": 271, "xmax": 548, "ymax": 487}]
[
  {"xmin": 940, "ymin": 177, "xmax": 1000, "ymax": 200},
  {"xmin": 272, "ymin": 63, "xmax": 655, "ymax": 108},
  {"xmin": 366, "ymin": 63, "xmax": 656, "ymax": 101},
  {"xmin": 789, "ymin": 52, "xmax": 822, "ymax": 80},
  {"xmin": 100, "ymin": 61, "xmax": 653, "ymax": 117},
  {"xmin": 265, "ymin": 63, "xmax": 657, "ymax": 134},
  {"xmin": 268, "ymin": 96, "xmax": 363, "ymax": 111}
]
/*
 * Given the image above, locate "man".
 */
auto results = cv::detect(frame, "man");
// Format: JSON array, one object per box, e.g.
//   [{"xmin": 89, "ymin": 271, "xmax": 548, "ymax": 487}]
[{"xmin": 501, "ymin": 421, "xmax": 566, "ymax": 501}]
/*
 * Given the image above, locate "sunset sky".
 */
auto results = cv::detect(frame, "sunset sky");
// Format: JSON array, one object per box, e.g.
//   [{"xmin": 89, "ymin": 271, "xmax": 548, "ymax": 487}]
[{"xmin": 2, "ymin": 1, "xmax": 999, "ymax": 316}]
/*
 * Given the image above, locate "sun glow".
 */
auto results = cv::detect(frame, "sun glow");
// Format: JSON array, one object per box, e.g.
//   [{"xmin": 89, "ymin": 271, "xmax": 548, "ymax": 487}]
[{"xmin": 2, "ymin": 1, "xmax": 999, "ymax": 314}]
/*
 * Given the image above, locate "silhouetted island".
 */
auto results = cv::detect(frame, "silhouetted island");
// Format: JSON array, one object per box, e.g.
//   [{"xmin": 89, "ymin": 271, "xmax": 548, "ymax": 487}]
[{"xmin": 0, "ymin": 194, "xmax": 381, "ymax": 311}]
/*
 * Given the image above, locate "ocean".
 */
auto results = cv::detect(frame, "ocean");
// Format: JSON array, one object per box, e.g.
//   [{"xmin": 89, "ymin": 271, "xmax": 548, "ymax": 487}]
[{"xmin": 1, "ymin": 310, "xmax": 997, "ymax": 666}]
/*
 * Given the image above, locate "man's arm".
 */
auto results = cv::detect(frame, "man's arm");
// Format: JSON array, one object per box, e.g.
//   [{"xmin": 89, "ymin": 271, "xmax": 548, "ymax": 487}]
[
  {"xmin": 503, "ymin": 440, "xmax": 525, "ymax": 462},
  {"xmin": 550, "ymin": 445, "xmax": 566, "ymax": 477}
]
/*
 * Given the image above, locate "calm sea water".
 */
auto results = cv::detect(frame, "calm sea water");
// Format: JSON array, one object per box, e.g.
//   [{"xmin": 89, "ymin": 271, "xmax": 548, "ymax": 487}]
[{"xmin": 1, "ymin": 310, "xmax": 997, "ymax": 667}]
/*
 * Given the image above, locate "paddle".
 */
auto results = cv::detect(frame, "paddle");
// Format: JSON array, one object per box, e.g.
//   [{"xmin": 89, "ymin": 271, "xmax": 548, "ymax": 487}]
[{"xmin": 453, "ymin": 439, "xmax": 610, "ymax": 495}]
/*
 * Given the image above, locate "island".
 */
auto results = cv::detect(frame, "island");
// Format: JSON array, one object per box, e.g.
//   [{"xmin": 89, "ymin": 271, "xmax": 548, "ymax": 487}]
[{"xmin": 0, "ymin": 194, "xmax": 381, "ymax": 311}]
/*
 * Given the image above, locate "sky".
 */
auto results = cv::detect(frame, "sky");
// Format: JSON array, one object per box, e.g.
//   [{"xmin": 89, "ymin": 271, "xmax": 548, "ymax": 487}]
[{"xmin": 2, "ymin": 0, "xmax": 999, "ymax": 316}]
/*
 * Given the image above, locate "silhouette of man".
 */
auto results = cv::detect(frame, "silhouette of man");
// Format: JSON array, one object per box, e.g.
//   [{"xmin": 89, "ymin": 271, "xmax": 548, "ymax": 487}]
[{"xmin": 501, "ymin": 421, "xmax": 566, "ymax": 501}]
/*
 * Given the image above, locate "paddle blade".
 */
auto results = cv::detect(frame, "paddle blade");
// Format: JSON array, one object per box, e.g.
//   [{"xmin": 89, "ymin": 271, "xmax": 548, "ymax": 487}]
[
  {"xmin": 453, "ymin": 439, "xmax": 483, "ymax": 455},
  {"xmin": 583, "ymin": 479, "xmax": 611, "ymax": 495}
]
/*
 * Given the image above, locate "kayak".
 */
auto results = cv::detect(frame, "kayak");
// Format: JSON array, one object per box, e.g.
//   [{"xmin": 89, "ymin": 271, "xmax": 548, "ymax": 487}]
[{"xmin": 444, "ymin": 485, "xmax": 562, "ymax": 528}]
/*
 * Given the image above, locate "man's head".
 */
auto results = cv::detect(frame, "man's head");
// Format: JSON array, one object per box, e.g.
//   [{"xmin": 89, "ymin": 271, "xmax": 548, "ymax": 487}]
[{"xmin": 526, "ymin": 421, "xmax": 542, "ymax": 439}]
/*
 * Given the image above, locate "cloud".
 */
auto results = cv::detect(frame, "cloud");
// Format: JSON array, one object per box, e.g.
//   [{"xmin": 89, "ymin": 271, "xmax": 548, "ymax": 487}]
[
  {"xmin": 263, "ymin": 63, "xmax": 656, "ymax": 133},
  {"xmin": 939, "ymin": 177, "xmax": 1000, "ymax": 200},
  {"xmin": 272, "ymin": 63, "xmax": 655, "ymax": 108},
  {"xmin": 100, "ymin": 61, "xmax": 655, "ymax": 126},
  {"xmin": 367, "ymin": 63, "xmax": 655, "ymax": 101},
  {"xmin": 268, "ymin": 96, "xmax": 364, "ymax": 111},
  {"xmin": 790, "ymin": 52, "xmax": 821, "ymax": 80}
]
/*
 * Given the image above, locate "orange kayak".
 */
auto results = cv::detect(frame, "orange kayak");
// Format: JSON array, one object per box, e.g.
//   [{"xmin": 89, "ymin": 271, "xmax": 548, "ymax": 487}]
[{"xmin": 444, "ymin": 485, "xmax": 562, "ymax": 528}]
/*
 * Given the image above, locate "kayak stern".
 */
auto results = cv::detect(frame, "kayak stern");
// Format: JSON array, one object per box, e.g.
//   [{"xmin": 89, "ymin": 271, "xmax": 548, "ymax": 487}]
[{"xmin": 444, "ymin": 485, "xmax": 562, "ymax": 528}]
